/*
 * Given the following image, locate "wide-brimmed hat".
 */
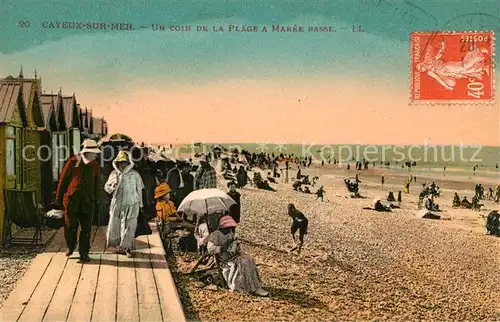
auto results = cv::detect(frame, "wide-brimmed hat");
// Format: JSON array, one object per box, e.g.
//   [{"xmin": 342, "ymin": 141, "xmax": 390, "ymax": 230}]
[
  {"xmin": 219, "ymin": 215, "xmax": 237, "ymax": 228},
  {"xmin": 114, "ymin": 150, "xmax": 129, "ymax": 163},
  {"xmin": 81, "ymin": 139, "xmax": 101, "ymax": 154},
  {"xmin": 154, "ymin": 183, "xmax": 172, "ymax": 199}
]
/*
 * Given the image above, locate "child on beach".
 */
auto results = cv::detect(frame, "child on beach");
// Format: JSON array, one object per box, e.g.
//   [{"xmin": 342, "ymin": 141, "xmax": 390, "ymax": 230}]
[{"xmin": 287, "ymin": 204, "xmax": 308, "ymax": 254}]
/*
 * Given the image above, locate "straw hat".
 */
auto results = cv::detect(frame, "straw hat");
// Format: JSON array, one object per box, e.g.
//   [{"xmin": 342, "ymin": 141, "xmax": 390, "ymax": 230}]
[
  {"xmin": 219, "ymin": 215, "xmax": 237, "ymax": 228},
  {"xmin": 154, "ymin": 183, "xmax": 172, "ymax": 199},
  {"xmin": 81, "ymin": 139, "xmax": 101, "ymax": 154},
  {"xmin": 114, "ymin": 150, "xmax": 129, "ymax": 163}
]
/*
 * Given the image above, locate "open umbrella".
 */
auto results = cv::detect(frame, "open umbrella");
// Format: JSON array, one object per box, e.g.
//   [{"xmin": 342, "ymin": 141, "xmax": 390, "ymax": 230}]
[
  {"xmin": 109, "ymin": 133, "xmax": 133, "ymax": 142},
  {"xmin": 177, "ymin": 188, "xmax": 236, "ymax": 216}
]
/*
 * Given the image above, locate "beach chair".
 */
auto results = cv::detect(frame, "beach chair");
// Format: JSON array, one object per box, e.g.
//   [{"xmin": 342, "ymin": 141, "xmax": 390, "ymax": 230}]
[
  {"xmin": 3, "ymin": 189, "xmax": 45, "ymax": 247},
  {"xmin": 189, "ymin": 212, "xmax": 228, "ymax": 289}
]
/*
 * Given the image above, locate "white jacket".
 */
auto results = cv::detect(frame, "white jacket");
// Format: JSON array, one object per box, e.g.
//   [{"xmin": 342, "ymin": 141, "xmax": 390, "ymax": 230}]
[{"xmin": 104, "ymin": 151, "xmax": 144, "ymax": 208}]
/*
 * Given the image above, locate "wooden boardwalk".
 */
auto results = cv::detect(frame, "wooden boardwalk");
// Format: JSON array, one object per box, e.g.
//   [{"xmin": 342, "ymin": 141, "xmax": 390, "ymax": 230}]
[{"xmin": 0, "ymin": 225, "xmax": 185, "ymax": 322}]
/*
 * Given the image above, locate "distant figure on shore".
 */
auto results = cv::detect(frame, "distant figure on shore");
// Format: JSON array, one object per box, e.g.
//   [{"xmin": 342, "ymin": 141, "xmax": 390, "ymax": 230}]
[
  {"xmin": 315, "ymin": 185, "xmax": 326, "ymax": 202},
  {"xmin": 381, "ymin": 176, "xmax": 385, "ymax": 185},
  {"xmin": 296, "ymin": 166, "xmax": 302, "ymax": 180},
  {"xmin": 397, "ymin": 191, "xmax": 402, "ymax": 203},
  {"xmin": 347, "ymin": 164, "xmax": 350, "ymax": 170},
  {"xmin": 403, "ymin": 178, "xmax": 411, "ymax": 194},
  {"xmin": 453, "ymin": 193, "xmax": 461, "ymax": 207}
]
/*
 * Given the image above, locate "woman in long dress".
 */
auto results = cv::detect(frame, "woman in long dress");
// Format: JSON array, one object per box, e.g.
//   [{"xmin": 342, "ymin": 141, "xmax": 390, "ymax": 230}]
[
  {"xmin": 206, "ymin": 216, "xmax": 269, "ymax": 297},
  {"xmin": 104, "ymin": 150, "xmax": 145, "ymax": 257},
  {"xmin": 417, "ymin": 41, "xmax": 489, "ymax": 90}
]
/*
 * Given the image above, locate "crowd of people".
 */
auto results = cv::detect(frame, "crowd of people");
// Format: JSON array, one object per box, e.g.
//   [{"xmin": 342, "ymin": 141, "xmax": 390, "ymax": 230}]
[{"xmin": 51, "ymin": 140, "xmax": 498, "ymax": 299}]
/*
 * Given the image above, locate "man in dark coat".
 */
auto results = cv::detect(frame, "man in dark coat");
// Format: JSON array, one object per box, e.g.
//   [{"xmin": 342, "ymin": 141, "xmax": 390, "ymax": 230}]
[
  {"xmin": 54, "ymin": 139, "xmax": 101, "ymax": 263},
  {"xmin": 167, "ymin": 159, "xmax": 188, "ymax": 207}
]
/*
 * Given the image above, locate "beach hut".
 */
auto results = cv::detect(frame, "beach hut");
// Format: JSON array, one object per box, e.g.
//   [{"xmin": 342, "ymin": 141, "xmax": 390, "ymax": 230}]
[
  {"xmin": 19, "ymin": 73, "xmax": 45, "ymax": 200},
  {"xmin": 61, "ymin": 94, "xmax": 81, "ymax": 155},
  {"xmin": 91, "ymin": 116, "xmax": 106, "ymax": 140},
  {"xmin": 40, "ymin": 93, "xmax": 58, "ymax": 208},
  {"xmin": 42, "ymin": 91, "xmax": 68, "ymax": 181},
  {"xmin": 80, "ymin": 106, "xmax": 91, "ymax": 138},
  {"xmin": 0, "ymin": 75, "xmax": 29, "ymax": 242}
]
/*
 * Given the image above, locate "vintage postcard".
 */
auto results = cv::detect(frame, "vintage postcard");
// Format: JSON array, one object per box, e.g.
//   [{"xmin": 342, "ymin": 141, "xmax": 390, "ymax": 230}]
[{"xmin": 0, "ymin": 0, "xmax": 499, "ymax": 321}]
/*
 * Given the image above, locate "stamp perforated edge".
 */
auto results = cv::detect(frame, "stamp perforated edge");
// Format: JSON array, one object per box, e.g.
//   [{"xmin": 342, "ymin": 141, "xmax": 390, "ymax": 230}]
[{"xmin": 409, "ymin": 30, "xmax": 495, "ymax": 106}]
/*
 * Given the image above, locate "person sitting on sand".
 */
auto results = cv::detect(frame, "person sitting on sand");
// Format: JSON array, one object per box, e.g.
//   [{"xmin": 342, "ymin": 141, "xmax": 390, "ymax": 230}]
[
  {"xmin": 287, "ymin": 204, "xmax": 308, "ymax": 254},
  {"xmin": 303, "ymin": 186, "xmax": 311, "ymax": 194},
  {"xmin": 206, "ymin": 216, "xmax": 269, "ymax": 297},
  {"xmin": 461, "ymin": 196, "xmax": 472, "ymax": 209},
  {"xmin": 471, "ymin": 195, "xmax": 483, "ymax": 210},
  {"xmin": 424, "ymin": 196, "xmax": 440, "ymax": 211},
  {"xmin": 372, "ymin": 198, "xmax": 391, "ymax": 212},
  {"xmin": 267, "ymin": 172, "xmax": 277, "ymax": 183},
  {"xmin": 195, "ymin": 214, "xmax": 210, "ymax": 251},
  {"xmin": 387, "ymin": 190, "xmax": 396, "ymax": 202},
  {"xmin": 453, "ymin": 193, "xmax": 461, "ymax": 207}
]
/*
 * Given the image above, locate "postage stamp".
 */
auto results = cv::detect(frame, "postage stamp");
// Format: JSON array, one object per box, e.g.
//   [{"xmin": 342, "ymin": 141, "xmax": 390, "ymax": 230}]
[{"xmin": 410, "ymin": 31, "xmax": 495, "ymax": 104}]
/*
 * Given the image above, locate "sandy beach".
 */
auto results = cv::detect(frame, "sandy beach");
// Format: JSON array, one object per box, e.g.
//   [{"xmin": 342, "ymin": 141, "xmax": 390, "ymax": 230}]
[{"xmin": 172, "ymin": 161, "xmax": 500, "ymax": 320}]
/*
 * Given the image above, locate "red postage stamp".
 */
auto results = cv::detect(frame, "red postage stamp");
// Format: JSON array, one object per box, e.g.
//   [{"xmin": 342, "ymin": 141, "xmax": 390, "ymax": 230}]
[{"xmin": 410, "ymin": 31, "xmax": 494, "ymax": 104}]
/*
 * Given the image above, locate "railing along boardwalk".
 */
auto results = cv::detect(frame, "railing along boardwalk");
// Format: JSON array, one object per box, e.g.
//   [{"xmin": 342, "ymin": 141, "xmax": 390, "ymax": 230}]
[{"xmin": 0, "ymin": 224, "xmax": 185, "ymax": 322}]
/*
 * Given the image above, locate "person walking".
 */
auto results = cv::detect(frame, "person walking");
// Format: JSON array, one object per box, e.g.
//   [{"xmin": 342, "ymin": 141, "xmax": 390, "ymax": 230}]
[
  {"xmin": 53, "ymin": 139, "xmax": 101, "ymax": 263},
  {"xmin": 104, "ymin": 150, "xmax": 145, "ymax": 257}
]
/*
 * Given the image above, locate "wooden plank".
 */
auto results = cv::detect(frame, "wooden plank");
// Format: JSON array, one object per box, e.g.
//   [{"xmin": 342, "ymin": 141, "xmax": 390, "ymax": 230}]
[
  {"xmin": 18, "ymin": 252, "xmax": 68, "ymax": 321},
  {"xmin": 66, "ymin": 254, "xmax": 101, "ymax": 322},
  {"xmin": 116, "ymin": 254, "xmax": 139, "ymax": 322},
  {"xmin": 42, "ymin": 256, "xmax": 83, "ymax": 321},
  {"xmin": 148, "ymin": 235, "xmax": 186, "ymax": 322},
  {"xmin": 135, "ymin": 237, "xmax": 162, "ymax": 322},
  {"xmin": 89, "ymin": 227, "xmax": 107, "ymax": 253},
  {"xmin": 139, "ymin": 303, "xmax": 163, "ymax": 321},
  {"xmin": 0, "ymin": 250, "xmax": 60, "ymax": 321},
  {"xmin": 91, "ymin": 253, "xmax": 118, "ymax": 322}
]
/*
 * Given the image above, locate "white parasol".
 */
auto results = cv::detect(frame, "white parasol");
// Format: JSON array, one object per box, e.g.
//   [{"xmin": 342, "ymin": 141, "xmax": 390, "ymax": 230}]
[{"xmin": 177, "ymin": 188, "xmax": 236, "ymax": 216}]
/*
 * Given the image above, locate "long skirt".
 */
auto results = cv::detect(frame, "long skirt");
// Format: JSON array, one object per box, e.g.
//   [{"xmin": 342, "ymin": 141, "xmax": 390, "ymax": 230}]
[
  {"xmin": 106, "ymin": 203, "xmax": 140, "ymax": 250},
  {"xmin": 222, "ymin": 254, "xmax": 262, "ymax": 293}
]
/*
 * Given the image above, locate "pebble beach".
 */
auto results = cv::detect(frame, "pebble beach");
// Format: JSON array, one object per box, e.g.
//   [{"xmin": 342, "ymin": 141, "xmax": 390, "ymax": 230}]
[{"xmin": 172, "ymin": 162, "xmax": 500, "ymax": 320}]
